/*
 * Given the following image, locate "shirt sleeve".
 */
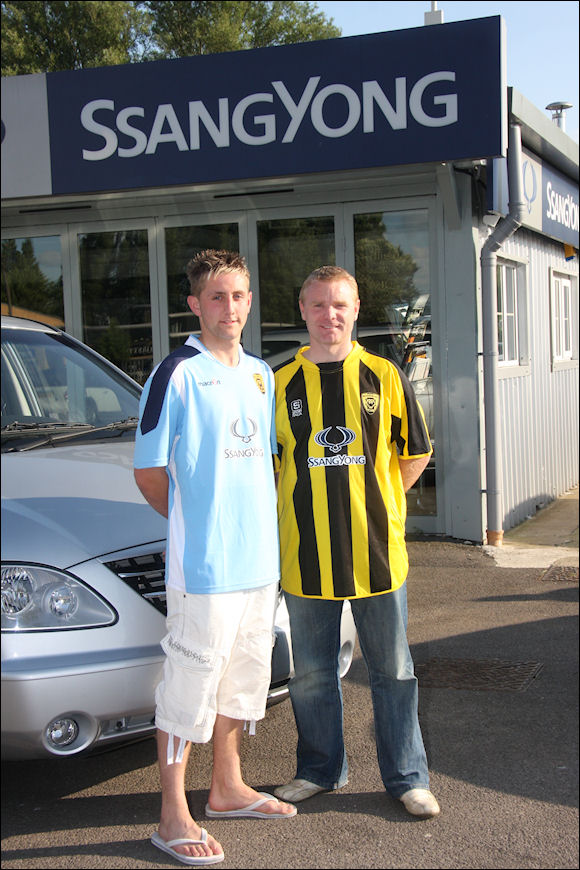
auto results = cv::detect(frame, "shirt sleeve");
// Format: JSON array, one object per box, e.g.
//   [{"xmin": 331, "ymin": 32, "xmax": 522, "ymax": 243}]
[
  {"xmin": 388, "ymin": 362, "xmax": 432, "ymax": 459},
  {"xmin": 267, "ymin": 367, "xmax": 277, "ymax": 456},
  {"xmin": 133, "ymin": 367, "xmax": 183, "ymax": 469}
]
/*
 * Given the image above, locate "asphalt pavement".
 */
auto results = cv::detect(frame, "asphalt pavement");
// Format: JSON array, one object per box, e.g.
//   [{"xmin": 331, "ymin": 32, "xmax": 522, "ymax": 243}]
[{"xmin": 1, "ymin": 489, "xmax": 578, "ymax": 869}]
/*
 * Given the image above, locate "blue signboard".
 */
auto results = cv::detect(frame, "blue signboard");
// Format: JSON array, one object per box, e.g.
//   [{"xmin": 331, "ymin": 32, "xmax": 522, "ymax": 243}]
[
  {"xmin": 542, "ymin": 161, "xmax": 579, "ymax": 247},
  {"xmin": 39, "ymin": 16, "xmax": 505, "ymax": 195},
  {"xmin": 488, "ymin": 147, "xmax": 579, "ymax": 247}
]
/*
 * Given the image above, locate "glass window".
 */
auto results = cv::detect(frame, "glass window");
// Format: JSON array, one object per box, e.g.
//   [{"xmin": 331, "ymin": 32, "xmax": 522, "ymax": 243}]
[
  {"xmin": 1, "ymin": 326, "xmax": 140, "ymax": 435},
  {"xmin": 552, "ymin": 275, "xmax": 574, "ymax": 362},
  {"xmin": 497, "ymin": 262, "xmax": 519, "ymax": 364},
  {"xmin": 258, "ymin": 215, "xmax": 335, "ymax": 368},
  {"xmin": 78, "ymin": 229, "xmax": 152, "ymax": 385},
  {"xmin": 354, "ymin": 209, "xmax": 434, "ymax": 516},
  {"xmin": 165, "ymin": 223, "xmax": 239, "ymax": 351},
  {"xmin": 1, "ymin": 236, "xmax": 64, "ymax": 327}
]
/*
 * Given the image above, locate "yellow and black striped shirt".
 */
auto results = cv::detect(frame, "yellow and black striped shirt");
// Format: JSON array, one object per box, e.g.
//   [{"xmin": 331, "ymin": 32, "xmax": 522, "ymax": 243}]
[{"xmin": 275, "ymin": 342, "xmax": 432, "ymax": 600}]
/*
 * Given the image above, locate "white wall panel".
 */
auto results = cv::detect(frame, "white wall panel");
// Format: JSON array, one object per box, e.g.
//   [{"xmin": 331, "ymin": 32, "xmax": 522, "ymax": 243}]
[{"xmin": 498, "ymin": 228, "xmax": 578, "ymax": 530}]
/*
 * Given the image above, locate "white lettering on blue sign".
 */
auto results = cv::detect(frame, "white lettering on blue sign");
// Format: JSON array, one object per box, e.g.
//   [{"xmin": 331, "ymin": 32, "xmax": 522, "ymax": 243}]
[
  {"xmin": 80, "ymin": 71, "xmax": 458, "ymax": 161},
  {"xmin": 545, "ymin": 181, "xmax": 579, "ymax": 232}
]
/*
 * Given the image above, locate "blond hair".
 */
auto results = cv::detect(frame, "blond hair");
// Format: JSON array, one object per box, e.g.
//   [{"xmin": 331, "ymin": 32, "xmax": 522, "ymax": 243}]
[
  {"xmin": 186, "ymin": 249, "xmax": 250, "ymax": 298},
  {"xmin": 299, "ymin": 265, "xmax": 359, "ymax": 302}
]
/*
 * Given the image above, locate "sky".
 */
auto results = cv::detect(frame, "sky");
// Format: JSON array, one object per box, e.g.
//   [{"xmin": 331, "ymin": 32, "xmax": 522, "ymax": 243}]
[{"xmin": 315, "ymin": 1, "xmax": 580, "ymax": 143}]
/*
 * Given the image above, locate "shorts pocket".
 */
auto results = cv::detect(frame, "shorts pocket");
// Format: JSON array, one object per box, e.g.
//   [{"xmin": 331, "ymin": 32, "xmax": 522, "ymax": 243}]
[{"xmin": 160, "ymin": 633, "xmax": 224, "ymax": 731}]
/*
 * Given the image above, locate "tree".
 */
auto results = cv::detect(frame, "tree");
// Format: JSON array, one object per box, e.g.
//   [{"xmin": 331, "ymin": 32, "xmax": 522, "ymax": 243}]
[
  {"xmin": 1, "ymin": 0, "xmax": 340, "ymax": 75},
  {"xmin": 354, "ymin": 213, "xmax": 420, "ymax": 326},
  {"xmin": 1, "ymin": 1, "xmax": 146, "ymax": 74},
  {"xmin": 258, "ymin": 215, "xmax": 335, "ymax": 326},
  {"xmin": 144, "ymin": 1, "xmax": 340, "ymax": 59},
  {"xmin": 1, "ymin": 237, "xmax": 63, "ymax": 320}
]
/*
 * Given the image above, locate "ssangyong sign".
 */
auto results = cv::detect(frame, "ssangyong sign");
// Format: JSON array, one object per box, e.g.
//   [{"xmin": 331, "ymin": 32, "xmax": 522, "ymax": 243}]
[
  {"xmin": 489, "ymin": 147, "xmax": 579, "ymax": 247},
  {"xmin": 79, "ymin": 71, "xmax": 462, "ymax": 160},
  {"xmin": 2, "ymin": 16, "xmax": 506, "ymax": 197}
]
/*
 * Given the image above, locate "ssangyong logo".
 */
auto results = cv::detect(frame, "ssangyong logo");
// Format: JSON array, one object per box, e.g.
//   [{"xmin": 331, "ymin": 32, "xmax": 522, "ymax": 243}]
[
  {"xmin": 79, "ymin": 71, "xmax": 459, "ymax": 162},
  {"xmin": 308, "ymin": 426, "xmax": 366, "ymax": 469},
  {"xmin": 314, "ymin": 426, "xmax": 356, "ymax": 453},
  {"xmin": 545, "ymin": 181, "xmax": 579, "ymax": 231},
  {"xmin": 231, "ymin": 417, "xmax": 257, "ymax": 443},
  {"xmin": 224, "ymin": 417, "xmax": 264, "ymax": 459}
]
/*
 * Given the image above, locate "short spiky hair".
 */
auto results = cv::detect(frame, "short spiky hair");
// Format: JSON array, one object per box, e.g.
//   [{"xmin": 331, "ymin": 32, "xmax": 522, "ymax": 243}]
[
  {"xmin": 299, "ymin": 265, "xmax": 359, "ymax": 301},
  {"xmin": 186, "ymin": 249, "xmax": 250, "ymax": 298}
]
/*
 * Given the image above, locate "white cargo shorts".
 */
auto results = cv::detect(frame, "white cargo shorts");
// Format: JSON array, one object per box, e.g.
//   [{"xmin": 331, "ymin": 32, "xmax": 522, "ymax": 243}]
[{"xmin": 155, "ymin": 583, "xmax": 278, "ymax": 751}]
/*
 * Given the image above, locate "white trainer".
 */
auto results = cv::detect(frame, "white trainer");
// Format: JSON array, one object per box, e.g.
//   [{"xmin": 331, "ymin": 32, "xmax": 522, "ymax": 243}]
[
  {"xmin": 399, "ymin": 788, "xmax": 440, "ymax": 818},
  {"xmin": 273, "ymin": 778, "xmax": 327, "ymax": 803}
]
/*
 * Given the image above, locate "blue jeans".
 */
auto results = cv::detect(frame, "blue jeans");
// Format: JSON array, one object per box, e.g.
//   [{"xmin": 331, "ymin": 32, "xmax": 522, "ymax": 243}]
[{"xmin": 284, "ymin": 584, "xmax": 430, "ymax": 798}]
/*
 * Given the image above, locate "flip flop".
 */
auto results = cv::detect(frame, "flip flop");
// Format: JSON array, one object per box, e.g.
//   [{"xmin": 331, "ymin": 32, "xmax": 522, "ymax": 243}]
[
  {"xmin": 205, "ymin": 791, "xmax": 297, "ymax": 819},
  {"xmin": 151, "ymin": 829, "xmax": 224, "ymax": 865}
]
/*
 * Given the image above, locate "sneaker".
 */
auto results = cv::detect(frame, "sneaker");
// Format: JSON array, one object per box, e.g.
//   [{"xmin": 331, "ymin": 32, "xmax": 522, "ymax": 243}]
[
  {"xmin": 399, "ymin": 788, "xmax": 440, "ymax": 818},
  {"xmin": 273, "ymin": 778, "xmax": 327, "ymax": 803}
]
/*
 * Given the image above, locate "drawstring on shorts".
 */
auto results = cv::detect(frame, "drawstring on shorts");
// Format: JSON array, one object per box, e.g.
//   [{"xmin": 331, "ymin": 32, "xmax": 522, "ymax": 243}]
[{"xmin": 166, "ymin": 732, "xmax": 187, "ymax": 765}]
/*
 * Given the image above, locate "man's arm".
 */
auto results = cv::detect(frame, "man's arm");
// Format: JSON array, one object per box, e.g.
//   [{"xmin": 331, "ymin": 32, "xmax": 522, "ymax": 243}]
[
  {"xmin": 134, "ymin": 467, "xmax": 169, "ymax": 518},
  {"xmin": 399, "ymin": 455, "xmax": 430, "ymax": 493}
]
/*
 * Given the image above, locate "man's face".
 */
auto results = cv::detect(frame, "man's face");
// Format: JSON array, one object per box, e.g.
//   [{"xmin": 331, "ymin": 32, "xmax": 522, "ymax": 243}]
[
  {"xmin": 188, "ymin": 271, "xmax": 251, "ymax": 347},
  {"xmin": 299, "ymin": 278, "xmax": 360, "ymax": 358}
]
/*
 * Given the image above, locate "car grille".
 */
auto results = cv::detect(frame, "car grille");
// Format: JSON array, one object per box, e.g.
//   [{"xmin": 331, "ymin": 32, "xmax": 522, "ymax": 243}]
[{"xmin": 105, "ymin": 551, "xmax": 167, "ymax": 615}]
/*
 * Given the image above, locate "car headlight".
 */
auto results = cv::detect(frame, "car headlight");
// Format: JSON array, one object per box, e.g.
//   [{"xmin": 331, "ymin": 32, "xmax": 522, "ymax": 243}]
[{"xmin": 1, "ymin": 565, "xmax": 117, "ymax": 632}]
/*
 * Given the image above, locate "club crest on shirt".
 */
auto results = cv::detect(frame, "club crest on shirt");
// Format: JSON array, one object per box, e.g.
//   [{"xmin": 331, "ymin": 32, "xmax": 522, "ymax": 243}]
[
  {"xmin": 362, "ymin": 392, "xmax": 379, "ymax": 414},
  {"xmin": 253, "ymin": 373, "xmax": 266, "ymax": 393}
]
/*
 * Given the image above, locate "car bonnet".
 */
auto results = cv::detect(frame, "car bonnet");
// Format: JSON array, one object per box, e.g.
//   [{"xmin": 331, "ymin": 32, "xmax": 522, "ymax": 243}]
[{"xmin": 1, "ymin": 440, "xmax": 166, "ymax": 568}]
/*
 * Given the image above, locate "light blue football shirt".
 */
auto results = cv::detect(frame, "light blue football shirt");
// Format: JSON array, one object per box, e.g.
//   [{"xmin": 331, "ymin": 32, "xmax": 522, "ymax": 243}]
[{"xmin": 134, "ymin": 335, "xmax": 280, "ymax": 594}]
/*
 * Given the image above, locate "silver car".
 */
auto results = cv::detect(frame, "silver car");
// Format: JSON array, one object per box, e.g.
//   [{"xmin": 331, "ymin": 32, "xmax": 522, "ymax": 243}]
[{"xmin": 1, "ymin": 316, "xmax": 356, "ymax": 760}]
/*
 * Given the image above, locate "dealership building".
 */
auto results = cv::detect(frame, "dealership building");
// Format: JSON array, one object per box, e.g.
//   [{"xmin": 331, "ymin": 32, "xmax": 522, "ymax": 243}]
[{"xmin": 1, "ymin": 14, "xmax": 578, "ymax": 543}]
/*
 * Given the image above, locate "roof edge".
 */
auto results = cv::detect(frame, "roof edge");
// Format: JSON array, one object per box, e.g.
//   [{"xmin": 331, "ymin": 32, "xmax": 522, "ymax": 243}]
[{"xmin": 509, "ymin": 87, "xmax": 579, "ymax": 181}]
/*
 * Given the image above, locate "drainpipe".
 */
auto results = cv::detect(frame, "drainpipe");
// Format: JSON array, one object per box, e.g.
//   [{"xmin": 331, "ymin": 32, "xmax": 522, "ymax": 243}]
[{"xmin": 481, "ymin": 122, "xmax": 526, "ymax": 545}]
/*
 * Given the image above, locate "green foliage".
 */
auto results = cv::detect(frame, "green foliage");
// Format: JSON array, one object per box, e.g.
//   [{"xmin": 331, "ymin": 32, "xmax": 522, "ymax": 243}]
[
  {"xmin": 144, "ymin": 0, "xmax": 340, "ymax": 59},
  {"xmin": 1, "ymin": 237, "xmax": 63, "ymax": 320},
  {"xmin": 78, "ymin": 229, "xmax": 151, "ymax": 375},
  {"xmin": 1, "ymin": 1, "xmax": 146, "ymax": 74},
  {"xmin": 258, "ymin": 215, "xmax": 335, "ymax": 326},
  {"xmin": 1, "ymin": 0, "xmax": 340, "ymax": 75},
  {"xmin": 354, "ymin": 214, "xmax": 419, "ymax": 326}
]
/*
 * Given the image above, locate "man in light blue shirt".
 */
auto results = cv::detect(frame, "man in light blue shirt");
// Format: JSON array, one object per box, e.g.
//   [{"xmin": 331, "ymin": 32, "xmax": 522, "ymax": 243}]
[{"xmin": 134, "ymin": 250, "xmax": 295, "ymax": 867}]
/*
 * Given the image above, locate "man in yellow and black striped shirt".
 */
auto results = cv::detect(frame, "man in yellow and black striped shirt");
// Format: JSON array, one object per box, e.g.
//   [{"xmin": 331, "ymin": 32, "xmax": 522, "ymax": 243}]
[{"xmin": 273, "ymin": 266, "xmax": 440, "ymax": 819}]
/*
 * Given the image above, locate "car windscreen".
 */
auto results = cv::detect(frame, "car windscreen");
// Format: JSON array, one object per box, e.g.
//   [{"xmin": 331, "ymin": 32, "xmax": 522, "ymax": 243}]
[{"xmin": 1, "ymin": 328, "xmax": 141, "ymax": 448}]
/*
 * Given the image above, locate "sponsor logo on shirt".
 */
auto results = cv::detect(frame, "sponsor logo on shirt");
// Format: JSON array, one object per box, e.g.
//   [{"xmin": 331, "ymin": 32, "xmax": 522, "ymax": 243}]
[
  {"xmin": 308, "ymin": 454, "xmax": 366, "ymax": 468},
  {"xmin": 314, "ymin": 426, "xmax": 356, "ymax": 453},
  {"xmin": 231, "ymin": 417, "xmax": 257, "ymax": 443},
  {"xmin": 225, "ymin": 446, "xmax": 265, "ymax": 459},
  {"xmin": 308, "ymin": 426, "xmax": 366, "ymax": 468},
  {"xmin": 197, "ymin": 377, "xmax": 221, "ymax": 387},
  {"xmin": 225, "ymin": 416, "xmax": 265, "ymax": 459}
]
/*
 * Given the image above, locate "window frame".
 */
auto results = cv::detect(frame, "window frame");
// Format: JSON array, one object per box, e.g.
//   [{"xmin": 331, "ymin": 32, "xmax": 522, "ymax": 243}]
[
  {"xmin": 496, "ymin": 255, "xmax": 530, "ymax": 378},
  {"xmin": 550, "ymin": 269, "xmax": 578, "ymax": 371}
]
